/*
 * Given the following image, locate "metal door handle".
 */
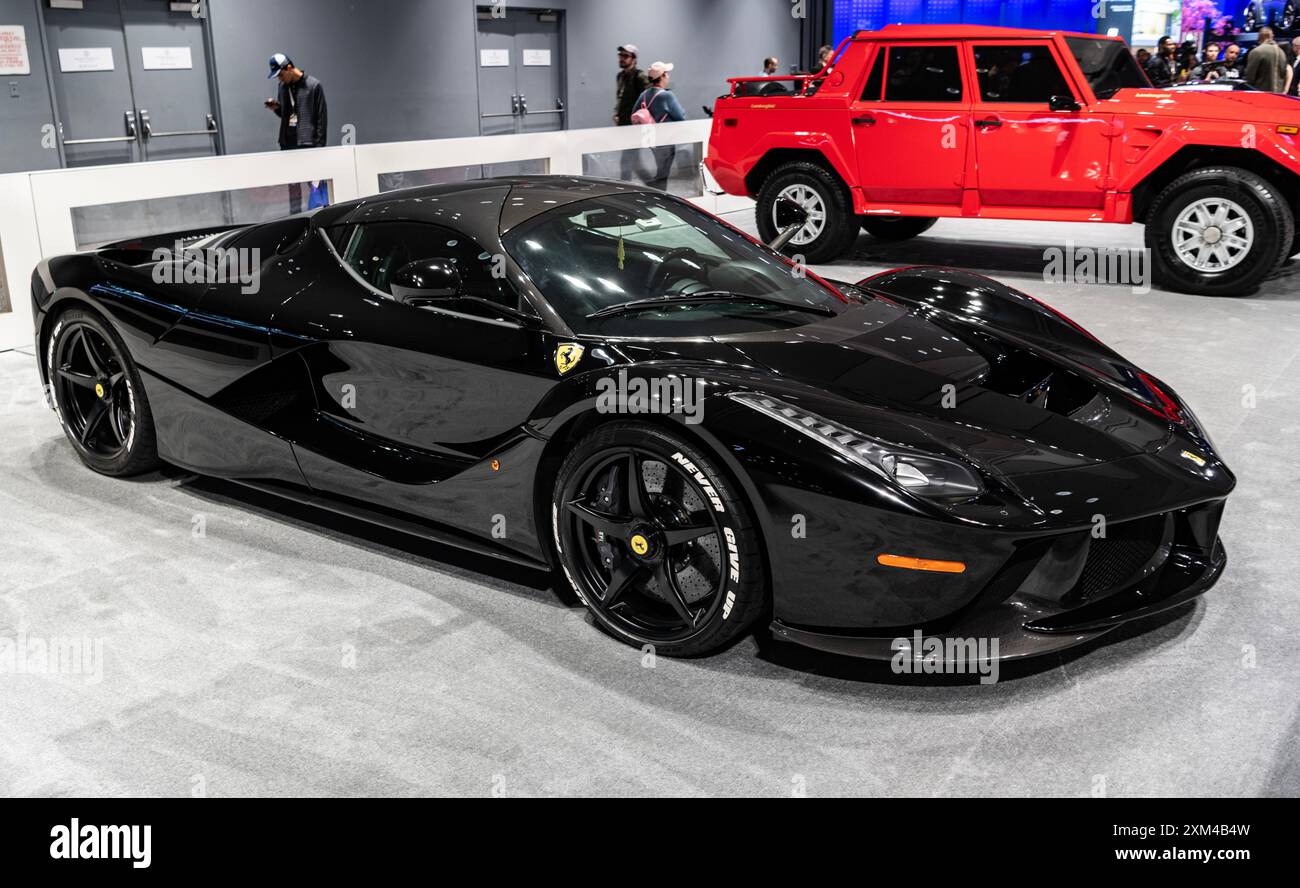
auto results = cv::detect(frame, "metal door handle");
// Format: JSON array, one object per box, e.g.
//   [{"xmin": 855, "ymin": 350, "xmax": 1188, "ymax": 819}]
[
  {"xmin": 62, "ymin": 111, "xmax": 138, "ymax": 145},
  {"xmin": 519, "ymin": 94, "xmax": 527, "ymax": 114},
  {"xmin": 511, "ymin": 94, "xmax": 520, "ymax": 114},
  {"xmin": 145, "ymin": 113, "xmax": 220, "ymax": 138},
  {"xmin": 62, "ymin": 135, "xmax": 138, "ymax": 145},
  {"xmin": 139, "ymin": 108, "xmax": 151, "ymax": 138}
]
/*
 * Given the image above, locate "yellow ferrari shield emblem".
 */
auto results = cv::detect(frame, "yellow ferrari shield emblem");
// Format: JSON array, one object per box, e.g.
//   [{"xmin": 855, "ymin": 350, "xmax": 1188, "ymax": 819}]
[
  {"xmin": 94, "ymin": 382, "xmax": 105, "ymax": 400},
  {"xmin": 555, "ymin": 343, "xmax": 584, "ymax": 375},
  {"xmin": 630, "ymin": 534, "xmax": 649, "ymax": 556}
]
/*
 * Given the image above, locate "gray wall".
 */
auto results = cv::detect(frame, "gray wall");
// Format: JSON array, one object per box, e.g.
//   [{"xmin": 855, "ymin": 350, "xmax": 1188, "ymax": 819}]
[
  {"xmin": 0, "ymin": 0, "xmax": 801, "ymax": 170},
  {"xmin": 560, "ymin": 0, "xmax": 800, "ymax": 129},
  {"xmin": 208, "ymin": 0, "xmax": 481, "ymax": 154},
  {"xmin": 0, "ymin": 0, "xmax": 59, "ymax": 173}
]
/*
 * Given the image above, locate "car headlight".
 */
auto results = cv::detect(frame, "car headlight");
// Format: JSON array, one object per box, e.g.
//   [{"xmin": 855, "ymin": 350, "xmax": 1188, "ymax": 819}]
[{"xmin": 728, "ymin": 393, "xmax": 984, "ymax": 500}]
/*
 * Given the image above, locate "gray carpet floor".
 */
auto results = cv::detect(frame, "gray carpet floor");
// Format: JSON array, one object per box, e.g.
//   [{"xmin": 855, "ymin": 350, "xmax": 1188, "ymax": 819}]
[{"xmin": 1, "ymin": 214, "xmax": 1297, "ymax": 797}]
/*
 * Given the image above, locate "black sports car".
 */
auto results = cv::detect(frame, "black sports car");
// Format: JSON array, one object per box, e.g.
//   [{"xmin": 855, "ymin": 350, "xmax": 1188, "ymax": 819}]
[{"xmin": 31, "ymin": 176, "xmax": 1233, "ymax": 662}]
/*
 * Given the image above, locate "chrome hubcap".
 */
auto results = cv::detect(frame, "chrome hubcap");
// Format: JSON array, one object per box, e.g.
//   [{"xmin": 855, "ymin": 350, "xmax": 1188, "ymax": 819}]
[
  {"xmin": 774, "ymin": 184, "xmax": 826, "ymax": 247},
  {"xmin": 1172, "ymin": 197, "xmax": 1253, "ymax": 272}
]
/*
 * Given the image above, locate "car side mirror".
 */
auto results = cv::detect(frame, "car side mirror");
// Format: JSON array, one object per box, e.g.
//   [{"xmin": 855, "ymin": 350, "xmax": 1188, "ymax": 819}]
[
  {"xmin": 768, "ymin": 195, "xmax": 810, "ymax": 251},
  {"xmin": 1049, "ymin": 94, "xmax": 1081, "ymax": 112},
  {"xmin": 391, "ymin": 258, "xmax": 461, "ymax": 305}
]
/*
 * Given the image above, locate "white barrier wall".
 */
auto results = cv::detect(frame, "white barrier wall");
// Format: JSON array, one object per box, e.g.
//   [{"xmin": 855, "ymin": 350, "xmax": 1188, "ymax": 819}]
[{"xmin": 0, "ymin": 121, "xmax": 751, "ymax": 351}]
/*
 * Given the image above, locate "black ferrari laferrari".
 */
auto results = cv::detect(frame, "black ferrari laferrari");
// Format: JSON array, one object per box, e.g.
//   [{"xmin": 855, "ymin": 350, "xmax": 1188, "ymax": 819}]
[{"xmin": 31, "ymin": 176, "xmax": 1233, "ymax": 661}]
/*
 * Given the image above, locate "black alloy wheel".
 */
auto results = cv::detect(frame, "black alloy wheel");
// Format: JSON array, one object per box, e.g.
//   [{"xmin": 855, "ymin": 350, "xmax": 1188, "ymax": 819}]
[
  {"xmin": 47, "ymin": 308, "xmax": 159, "ymax": 475},
  {"xmin": 554, "ymin": 423, "xmax": 765, "ymax": 656}
]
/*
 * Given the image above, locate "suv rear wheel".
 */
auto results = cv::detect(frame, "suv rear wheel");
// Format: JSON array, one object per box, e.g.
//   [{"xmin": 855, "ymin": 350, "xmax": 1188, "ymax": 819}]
[
  {"xmin": 755, "ymin": 161, "xmax": 857, "ymax": 264},
  {"xmin": 860, "ymin": 216, "xmax": 937, "ymax": 241},
  {"xmin": 1146, "ymin": 166, "xmax": 1293, "ymax": 296}
]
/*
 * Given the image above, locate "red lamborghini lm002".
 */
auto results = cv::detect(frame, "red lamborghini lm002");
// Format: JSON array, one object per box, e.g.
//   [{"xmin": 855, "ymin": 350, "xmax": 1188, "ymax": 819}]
[{"xmin": 706, "ymin": 25, "xmax": 1300, "ymax": 296}]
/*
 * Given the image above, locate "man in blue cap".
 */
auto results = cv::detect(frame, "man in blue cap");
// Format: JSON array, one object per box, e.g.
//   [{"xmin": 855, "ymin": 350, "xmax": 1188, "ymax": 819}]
[{"xmin": 264, "ymin": 52, "xmax": 328, "ymax": 150}]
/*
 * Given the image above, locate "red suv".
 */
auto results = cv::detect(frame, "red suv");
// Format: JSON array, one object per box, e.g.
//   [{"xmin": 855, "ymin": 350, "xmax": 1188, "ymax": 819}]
[{"xmin": 705, "ymin": 25, "xmax": 1300, "ymax": 296}]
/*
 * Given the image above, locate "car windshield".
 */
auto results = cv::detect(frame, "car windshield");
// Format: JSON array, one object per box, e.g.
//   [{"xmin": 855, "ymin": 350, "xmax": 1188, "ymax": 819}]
[
  {"xmin": 1066, "ymin": 36, "xmax": 1149, "ymax": 99},
  {"xmin": 502, "ymin": 191, "xmax": 847, "ymax": 335}
]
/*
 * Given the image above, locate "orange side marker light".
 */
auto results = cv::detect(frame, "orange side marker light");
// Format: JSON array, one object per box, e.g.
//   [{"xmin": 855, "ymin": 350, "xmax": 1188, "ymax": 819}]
[{"xmin": 877, "ymin": 554, "xmax": 966, "ymax": 574}]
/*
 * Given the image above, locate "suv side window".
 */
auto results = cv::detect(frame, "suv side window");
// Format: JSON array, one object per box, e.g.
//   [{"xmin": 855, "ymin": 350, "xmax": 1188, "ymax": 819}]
[
  {"xmin": 884, "ymin": 45, "xmax": 963, "ymax": 102},
  {"xmin": 330, "ymin": 221, "xmax": 520, "ymax": 312},
  {"xmin": 972, "ymin": 45, "xmax": 1073, "ymax": 103}
]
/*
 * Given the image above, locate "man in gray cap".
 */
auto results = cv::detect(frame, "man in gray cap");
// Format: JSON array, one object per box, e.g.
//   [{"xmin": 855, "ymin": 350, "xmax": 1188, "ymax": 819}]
[{"xmin": 614, "ymin": 44, "xmax": 649, "ymax": 126}]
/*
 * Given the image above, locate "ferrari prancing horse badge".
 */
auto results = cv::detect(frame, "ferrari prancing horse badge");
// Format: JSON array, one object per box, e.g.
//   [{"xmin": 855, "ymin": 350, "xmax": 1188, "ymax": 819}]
[{"xmin": 555, "ymin": 343, "xmax": 584, "ymax": 375}]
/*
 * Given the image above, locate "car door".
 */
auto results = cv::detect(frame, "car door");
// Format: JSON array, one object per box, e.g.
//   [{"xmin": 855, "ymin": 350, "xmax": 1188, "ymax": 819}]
[
  {"xmin": 268, "ymin": 219, "xmax": 558, "ymax": 517},
  {"xmin": 966, "ymin": 40, "xmax": 1114, "ymax": 211},
  {"xmin": 851, "ymin": 42, "xmax": 971, "ymax": 208}
]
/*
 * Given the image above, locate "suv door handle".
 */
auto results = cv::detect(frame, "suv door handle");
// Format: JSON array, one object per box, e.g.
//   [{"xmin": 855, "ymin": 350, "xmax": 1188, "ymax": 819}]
[
  {"xmin": 975, "ymin": 116, "xmax": 1003, "ymax": 129},
  {"xmin": 852, "ymin": 114, "xmax": 876, "ymax": 126}
]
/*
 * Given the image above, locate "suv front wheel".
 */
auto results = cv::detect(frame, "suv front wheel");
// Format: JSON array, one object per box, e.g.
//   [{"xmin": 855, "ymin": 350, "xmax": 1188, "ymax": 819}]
[
  {"xmin": 755, "ymin": 161, "xmax": 857, "ymax": 263},
  {"xmin": 1146, "ymin": 166, "xmax": 1294, "ymax": 296}
]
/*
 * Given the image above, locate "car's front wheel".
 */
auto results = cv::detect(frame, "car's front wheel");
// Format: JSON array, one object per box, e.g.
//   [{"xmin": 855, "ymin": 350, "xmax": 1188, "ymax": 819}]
[
  {"xmin": 860, "ymin": 216, "xmax": 938, "ymax": 241},
  {"xmin": 755, "ymin": 161, "xmax": 857, "ymax": 263},
  {"xmin": 552, "ymin": 422, "xmax": 766, "ymax": 657},
  {"xmin": 46, "ymin": 307, "xmax": 160, "ymax": 476},
  {"xmin": 1145, "ymin": 166, "xmax": 1293, "ymax": 296}
]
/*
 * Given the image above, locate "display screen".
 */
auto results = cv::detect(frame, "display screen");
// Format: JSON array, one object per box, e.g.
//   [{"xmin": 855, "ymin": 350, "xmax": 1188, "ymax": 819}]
[{"xmin": 832, "ymin": 0, "xmax": 1100, "ymax": 45}]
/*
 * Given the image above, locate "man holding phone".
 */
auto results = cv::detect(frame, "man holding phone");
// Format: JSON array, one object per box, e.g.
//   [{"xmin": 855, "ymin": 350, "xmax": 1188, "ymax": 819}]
[
  {"xmin": 264, "ymin": 52, "xmax": 328, "ymax": 150},
  {"xmin": 264, "ymin": 52, "xmax": 327, "ymax": 213}
]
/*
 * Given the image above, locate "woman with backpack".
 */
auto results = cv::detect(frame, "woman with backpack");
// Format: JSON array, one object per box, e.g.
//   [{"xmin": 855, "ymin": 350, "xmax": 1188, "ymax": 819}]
[{"xmin": 630, "ymin": 61, "xmax": 687, "ymax": 191}]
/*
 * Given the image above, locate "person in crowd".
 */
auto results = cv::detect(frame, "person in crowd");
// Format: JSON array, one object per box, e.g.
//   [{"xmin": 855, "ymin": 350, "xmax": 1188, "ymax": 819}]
[
  {"xmin": 1145, "ymin": 38, "xmax": 1178, "ymax": 86},
  {"xmin": 1286, "ymin": 36, "xmax": 1300, "ymax": 96},
  {"xmin": 1176, "ymin": 40, "xmax": 1198, "ymax": 81},
  {"xmin": 1188, "ymin": 42, "xmax": 1220, "ymax": 80},
  {"xmin": 633, "ymin": 61, "xmax": 687, "ymax": 123},
  {"xmin": 614, "ymin": 44, "xmax": 649, "ymax": 126},
  {"xmin": 1216, "ymin": 43, "xmax": 1244, "ymax": 80},
  {"xmin": 762, "ymin": 56, "xmax": 779, "ymax": 76},
  {"xmin": 264, "ymin": 52, "xmax": 327, "ymax": 213},
  {"xmin": 631, "ymin": 61, "xmax": 686, "ymax": 192},
  {"xmin": 1246, "ymin": 28, "xmax": 1288, "ymax": 92},
  {"xmin": 1135, "ymin": 47, "xmax": 1151, "ymax": 69},
  {"xmin": 816, "ymin": 44, "xmax": 834, "ymax": 72}
]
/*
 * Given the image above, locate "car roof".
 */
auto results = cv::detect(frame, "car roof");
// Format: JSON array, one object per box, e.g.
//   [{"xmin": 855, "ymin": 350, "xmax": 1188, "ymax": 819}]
[
  {"xmin": 853, "ymin": 24, "xmax": 1121, "ymax": 42},
  {"xmin": 312, "ymin": 175, "xmax": 655, "ymax": 242}
]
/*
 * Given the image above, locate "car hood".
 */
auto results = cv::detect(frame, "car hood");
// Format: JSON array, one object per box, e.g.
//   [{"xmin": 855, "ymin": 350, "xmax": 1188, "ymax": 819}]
[
  {"xmin": 1108, "ymin": 86, "xmax": 1300, "ymax": 122},
  {"xmin": 613, "ymin": 296, "xmax": 1183, "ymax": 479}
]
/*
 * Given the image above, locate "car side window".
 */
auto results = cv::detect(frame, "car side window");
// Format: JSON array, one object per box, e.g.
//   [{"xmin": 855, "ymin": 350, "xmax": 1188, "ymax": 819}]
[
  {"xmin": 973, "ymin": 45, "xmax": 1073, "ymax": 103},
  {"xmin": 331, "ymin": 221, "xmax": 520, "ymax": 311},
  {"xmin": 884, "ymin": 45, "xmax": 963, "ymax": 102},
  {"xmin": 860, "ymin": 47, "xmax": 885, "ymax": 101}
]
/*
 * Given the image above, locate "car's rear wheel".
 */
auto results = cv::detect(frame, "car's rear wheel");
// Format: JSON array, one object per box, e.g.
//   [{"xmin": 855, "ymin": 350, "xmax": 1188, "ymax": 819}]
[
  {"xmin": 552, "ymin": 422, "xmax": 766, "ymax": 657},
  {"xmin": 860, "ymin": 216, "xmax": 938, "ymax": 241},
  {"xmin": 46, "ymin": 307, "xmax": 159, "ymax": 476},
  {"xmin": 1145, "ymin": 166, "xmax": 1293, "ymax": 296},
  {"xmin": 755, "ymin": 161, "xmax": 857, "ymax": 264}
]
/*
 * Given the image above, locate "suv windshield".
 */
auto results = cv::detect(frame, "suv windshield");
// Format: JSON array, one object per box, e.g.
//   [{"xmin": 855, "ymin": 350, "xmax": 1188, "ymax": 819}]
[
  {"xmin": 503, "ymin": 191, "xmax": 847, "ymax": 335},
  {"xmin": 1066, "ymin": 36, "xmax": 1149, "ymax": 99}
]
